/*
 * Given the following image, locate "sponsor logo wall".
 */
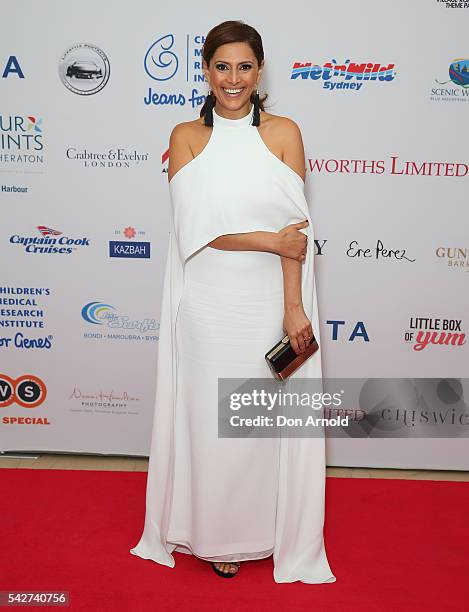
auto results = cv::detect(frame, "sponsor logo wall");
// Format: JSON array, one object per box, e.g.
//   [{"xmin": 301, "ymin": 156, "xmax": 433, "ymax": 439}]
[{"xmin": 1, "ymin": 0, "xmax": 467, "ymax": 469}]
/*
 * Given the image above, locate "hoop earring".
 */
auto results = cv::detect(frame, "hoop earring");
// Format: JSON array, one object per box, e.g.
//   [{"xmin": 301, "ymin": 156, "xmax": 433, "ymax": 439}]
[
  {"xmin": 252, "ymin": 88, "xmax": 260, "ymax": 126},
  {"xmin": 204, "ymin": 90, "xmax": 215, "ymax": 127}
]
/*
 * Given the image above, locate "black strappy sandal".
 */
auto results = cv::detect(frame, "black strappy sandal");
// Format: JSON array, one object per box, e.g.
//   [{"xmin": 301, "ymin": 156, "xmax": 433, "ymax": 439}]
[{"xmin": 211, "ymin": 561, "xmax": 240, "ymax": 578}]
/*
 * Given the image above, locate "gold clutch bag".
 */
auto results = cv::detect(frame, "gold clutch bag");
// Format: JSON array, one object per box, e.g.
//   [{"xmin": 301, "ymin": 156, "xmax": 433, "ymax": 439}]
[{"xmin": 265, "ymin": 333, "xmax": 319, "ymax": 381}]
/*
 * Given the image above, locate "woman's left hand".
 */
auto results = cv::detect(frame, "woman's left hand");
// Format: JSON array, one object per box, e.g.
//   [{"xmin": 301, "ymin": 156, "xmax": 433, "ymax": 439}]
[{"xmin": 283, "ymin": 305, "xmax": 314, "ymax": 355}]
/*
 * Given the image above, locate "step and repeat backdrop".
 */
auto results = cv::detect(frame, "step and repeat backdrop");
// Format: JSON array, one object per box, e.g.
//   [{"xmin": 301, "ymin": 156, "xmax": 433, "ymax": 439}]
[{"xmin": 1, "ymin": 0, "xmax": 468, "ymax": 468}]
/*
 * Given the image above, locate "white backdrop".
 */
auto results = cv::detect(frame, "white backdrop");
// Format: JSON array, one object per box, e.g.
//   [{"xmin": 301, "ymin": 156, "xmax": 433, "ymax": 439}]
[{"xmin": 1, "ymin": 0, "xmax": 468, "ymax": 468}]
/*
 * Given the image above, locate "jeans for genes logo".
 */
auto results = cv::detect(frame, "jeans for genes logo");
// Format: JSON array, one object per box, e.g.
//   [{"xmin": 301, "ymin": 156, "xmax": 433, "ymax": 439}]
[{"xmin": 143, "ymin": 33, "xmax": 208, "ymax": 108}]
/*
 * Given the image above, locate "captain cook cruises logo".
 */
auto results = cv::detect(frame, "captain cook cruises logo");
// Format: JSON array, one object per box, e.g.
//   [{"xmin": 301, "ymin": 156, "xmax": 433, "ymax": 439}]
[{"xmin": 9, "ymin": 226, "xmax": 90, "ymax": 254}]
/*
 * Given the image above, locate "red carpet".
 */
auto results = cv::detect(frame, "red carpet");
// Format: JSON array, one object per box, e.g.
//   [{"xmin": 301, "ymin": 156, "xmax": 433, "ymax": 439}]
[{"xmin": 1, "ymin": 469, "xmax": 467, "ymax": 611}]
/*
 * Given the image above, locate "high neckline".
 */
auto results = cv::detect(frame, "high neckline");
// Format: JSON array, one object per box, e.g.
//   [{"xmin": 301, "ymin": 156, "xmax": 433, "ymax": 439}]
[{"xmin": 213, "ymin": 104, "xmax": 254, "ymax": 127}]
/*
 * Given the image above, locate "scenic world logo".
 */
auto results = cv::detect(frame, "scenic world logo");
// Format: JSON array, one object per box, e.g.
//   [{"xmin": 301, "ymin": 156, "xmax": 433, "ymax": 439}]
[
  {"xmin": 431, "ymin": 58, "xmax": 469, "ymax": 102},
  {"xmin": 291, "ymin": 59, "xmax": 396, "ymax": 91},
  {"xmin": 9, "ymin": 226, "xmax": 90, "ymax": 254},
  {"xmin": 81, "ymin": 301, "xmax": 159, "ymax": 342},
  {"xmin": 143, "ymin": 32, "xmax": 207, "ymax": 108}
]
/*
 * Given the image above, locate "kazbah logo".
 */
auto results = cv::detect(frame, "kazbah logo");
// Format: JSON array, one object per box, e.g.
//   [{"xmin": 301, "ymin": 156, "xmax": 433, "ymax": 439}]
[
  {"xmin": 10, "ymin": 226, "xmax": 90, "ymax": 254},
  {"xmin": 81, "ymin": 301, "xmax": 159, "ymax": 342},
  {"xmin": 109, "ymin": 241, "xmax": 150, "ymax": 258},
  {"xmin": 291, "ymin": 59, "xmax": 396, "ymax": 91},
  {"xmin": 143, "ymin": 32, "xmax": 207, "ymax": 108},
  {"xmin": 432, "ymin": 58, "xmax": 469, "ymax": 102},
  {"xmin": 59, "ymin": 43, "xmax": 110, "ymax": 95}
]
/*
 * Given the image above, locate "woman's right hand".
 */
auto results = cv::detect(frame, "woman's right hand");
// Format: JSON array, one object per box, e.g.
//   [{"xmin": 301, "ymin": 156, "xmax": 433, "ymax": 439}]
[{"xmin": 274, "ymin": 220, "xmax": 309, "ymax": 261}]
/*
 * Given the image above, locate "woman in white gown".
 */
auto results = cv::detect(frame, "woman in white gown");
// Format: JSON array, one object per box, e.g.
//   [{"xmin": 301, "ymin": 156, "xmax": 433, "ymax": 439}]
[{"xmin": 130, "ymin": 20, "xmax": 336, "ymax": 584}]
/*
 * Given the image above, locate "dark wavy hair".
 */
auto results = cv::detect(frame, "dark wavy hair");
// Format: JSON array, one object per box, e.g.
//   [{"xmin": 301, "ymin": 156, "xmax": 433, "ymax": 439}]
[{"xmin": 199, "ymin": 20, "xmax": 268, "ymax": 120}]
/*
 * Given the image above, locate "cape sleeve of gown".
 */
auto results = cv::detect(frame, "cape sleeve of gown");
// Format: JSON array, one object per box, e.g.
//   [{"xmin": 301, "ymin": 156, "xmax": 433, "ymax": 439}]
[{"xmin": 131, "ymin": 165, "xmax": 336, "ymax": 584}]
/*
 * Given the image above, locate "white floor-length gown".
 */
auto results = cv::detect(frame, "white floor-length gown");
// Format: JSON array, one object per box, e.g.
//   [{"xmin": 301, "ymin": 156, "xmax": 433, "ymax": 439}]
[{"xmin": 130, "ymin": 104, "xmax": 336, "ymax": 584}]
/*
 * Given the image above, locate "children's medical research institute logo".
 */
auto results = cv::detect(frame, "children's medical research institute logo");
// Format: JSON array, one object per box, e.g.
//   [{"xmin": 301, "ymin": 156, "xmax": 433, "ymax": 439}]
[{"xmin": 59, "ymin": 43, "xmax": 110, "ymax": 95}]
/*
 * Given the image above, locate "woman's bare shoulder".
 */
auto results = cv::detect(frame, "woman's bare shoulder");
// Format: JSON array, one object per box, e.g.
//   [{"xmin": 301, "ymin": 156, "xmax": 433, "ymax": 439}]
[
  {"xmin": 259, "ymin": 111, "xmax": 306, "ymax": 181},
  {"xmin": 169, "ymin": 116, "xmax": 207, "ymax": 143},
  {"xmin": 259, "ymin": 110, "xmax": 302, "ymax": 138},
  {"xmin": 168, "ymin": 117, "xmax": 211, "ymax": 180}
]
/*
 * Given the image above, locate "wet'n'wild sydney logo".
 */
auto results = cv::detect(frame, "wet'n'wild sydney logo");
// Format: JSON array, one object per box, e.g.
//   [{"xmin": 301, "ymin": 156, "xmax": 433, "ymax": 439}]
[{"xmin": 290, "ymin": 58, "xmax": 396, "ymax": 91}]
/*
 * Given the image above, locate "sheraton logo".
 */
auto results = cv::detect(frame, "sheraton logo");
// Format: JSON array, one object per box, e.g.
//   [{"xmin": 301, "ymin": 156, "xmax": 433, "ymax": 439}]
[{"xmin": 0, "ymin": 114, "xmax": 44, "ymax": 168}]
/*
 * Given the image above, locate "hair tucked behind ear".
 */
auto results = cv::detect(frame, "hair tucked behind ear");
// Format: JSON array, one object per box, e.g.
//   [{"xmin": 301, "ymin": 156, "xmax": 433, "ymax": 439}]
[{"xmin": 199, "ymin": 20, "xmax": 268, "ymax": 127}]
